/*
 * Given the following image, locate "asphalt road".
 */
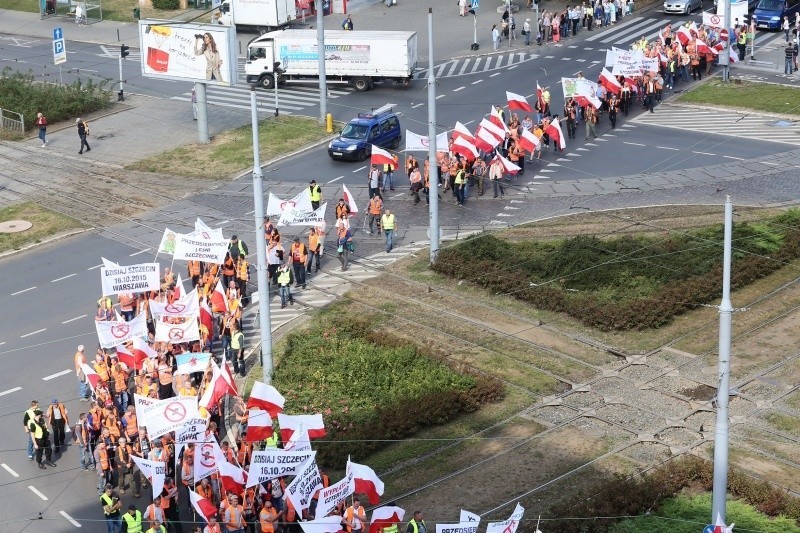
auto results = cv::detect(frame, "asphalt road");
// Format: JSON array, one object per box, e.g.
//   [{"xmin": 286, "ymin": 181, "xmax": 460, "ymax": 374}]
[{"xmin": 0, "ymin": 9, "xmax": 796, "ymax": 532}]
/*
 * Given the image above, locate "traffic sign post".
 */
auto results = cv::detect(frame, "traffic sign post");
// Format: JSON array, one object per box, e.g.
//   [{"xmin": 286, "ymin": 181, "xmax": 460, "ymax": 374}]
[{"xmin": 52, "ymin": 27, "xmax": 66, "ymax": 66}]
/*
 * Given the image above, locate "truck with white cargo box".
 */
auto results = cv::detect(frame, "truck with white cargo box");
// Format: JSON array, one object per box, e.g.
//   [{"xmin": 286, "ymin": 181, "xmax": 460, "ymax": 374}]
[
  {"xmin": 245, "ymin": 30, "xmax": 417, "ymax": 92},
  {"xmin": 217, "ymin": 0, "xmax": 295, "ymax": 33}
]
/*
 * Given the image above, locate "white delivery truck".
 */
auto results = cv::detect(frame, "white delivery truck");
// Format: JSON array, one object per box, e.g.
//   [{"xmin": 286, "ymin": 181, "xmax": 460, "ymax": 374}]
[
  {"xmin": 245, "ymin": 30, "xmax": 417, "ymax": 92},
  {"xmin": 217, "ymin": 0, "xmax": 295, "ymax": 33}
]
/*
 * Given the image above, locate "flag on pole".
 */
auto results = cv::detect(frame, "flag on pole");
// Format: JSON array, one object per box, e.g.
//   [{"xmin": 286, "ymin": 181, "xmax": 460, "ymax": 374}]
[
  {"xmin": 79, "ymin": 363, "xmax": 101, "ymax": 390},
  {"xmin": 451, "ymin": 136, "xmax": 480, "ymax": 161},
  {"xmin": 478, "ymin": 118, "xmax": 505, "ymax": 141},
  {"xmin": 545, "ymin": 117, "xmax": 566, "ymax": 150},
  {"xmin": 494, "ymin": 153, "xmax": 522, "ymax": 175},
  {"xmin": 599, "ymin": 68, "xmax": 622, "ymax": 95},
  {"xmin": 200, "ymin": 299, "xmax": 214, "ymax": 334},
  {"xmin": 516, "ymin": 127, "xmax": 541, "ymax": 153},
  {"xmin": 115, "ymin": 344, "xmax": 148, "ymax": 371},
  {"xmin": 210, "ymin": 279, "xmax": 228, "ymax": 313},
  {"xmin": 506, "ymin": 91, "xmax": 534, "ymax": 112},
  {"xmin": 247, "ymin": 382, "xmax": 285, "ymax": 418},
  {"xmin": 246, "ymin": 408, "xmax": 274, "ymax": 442},
  {"xmin": 342, "ymin": 184, "xmax": 359, "ymax": 216},
  {"xmin": 175, "ymin": 352, "xmax": 212, "ymax": 375},
  {"xmin": 132, "ymin": 455, "xmax": 166, "ymax": 500},
  {"xmin": 174, "ymin": 273, "xmax": 187, "ymax": 299},
  {"xmin": 347, "ymin": 458, "xmax": 384, "ymax": 504},
  {"xmin": 199, "ymin": 360, "xmax": 236, "ymax": 409},
  {"xmin": 370, "ymin": 145, "xmax": 395, "ymax": 166},
  {"xmin": 190, "ymin": 489, "xmax": 218, "ymax": 523},
  {"xmin": 132, "ymin": 337, "xmax": 158, "ymax": 360},
  {"xmin": 490, "ymin": 106, "xmax": 509, "ymax": 133},
  {"xmin": 219, "ymin": 458, "xmax": 248, "ymax": 495},
  {"xmin": 369, "ymin": 506, "xmax": 406, "ymax": 533},
  {"xmin": 278, "ymin": 413, "xmax": 326, "ymax": 441},
  {"xmin": 451, "ymin": 121, "xmax": 475, "ymax": 143}
]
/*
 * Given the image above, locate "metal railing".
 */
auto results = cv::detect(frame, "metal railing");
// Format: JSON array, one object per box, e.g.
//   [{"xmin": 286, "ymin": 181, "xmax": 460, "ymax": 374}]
[{"xmin": 0, "ymin": 108, "xmax": 25, "ymax": 135}]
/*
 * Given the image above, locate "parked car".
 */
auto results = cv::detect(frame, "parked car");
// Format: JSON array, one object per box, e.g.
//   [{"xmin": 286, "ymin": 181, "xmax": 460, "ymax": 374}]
[
  {"xmin": 664, "ymin": 0, "xmax": 703, "ymax": 14},
  {"xmin": 753, "ymin": 0, "xmax": 800, "ymax": 29}
]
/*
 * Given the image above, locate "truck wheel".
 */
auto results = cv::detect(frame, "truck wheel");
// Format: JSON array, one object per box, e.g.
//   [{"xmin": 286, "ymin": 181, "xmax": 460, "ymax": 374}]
[
  {"xmin": 260, "ymin": 74, "xmax": 275, "ymax": 90},
  {"xmin": 357, "ymin": 148, "xmax": 367, "ymax": 161},
  {"xmin": 353, "ymin": 77, "xmax": 371, "ymax": 92}
]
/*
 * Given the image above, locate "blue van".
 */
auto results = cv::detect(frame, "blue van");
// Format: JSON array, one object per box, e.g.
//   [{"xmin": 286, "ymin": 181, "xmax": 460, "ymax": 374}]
[
  {"xmin": 752, "ymin": 0, "xmax": 800, "ymax": 30},
  {"xmin": 328, "ymin": 104, "xmax": 401, "ymax": 162}
]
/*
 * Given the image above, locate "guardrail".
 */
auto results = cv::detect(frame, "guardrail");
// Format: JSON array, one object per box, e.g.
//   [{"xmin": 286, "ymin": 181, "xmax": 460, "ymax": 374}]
[{"xmin": 0, "ymin": 108, "xmax": 25, "ymax": 135}]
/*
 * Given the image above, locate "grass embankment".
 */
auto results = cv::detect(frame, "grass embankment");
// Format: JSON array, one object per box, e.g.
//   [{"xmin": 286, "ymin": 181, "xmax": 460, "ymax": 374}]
[
  {"xmin": 433, "ymin": 209, "xmax": 800, "ymax": 331},
  {"xmin": 0, "ymin": 202, "xmax": 85, "ymax": 253},
  {"xmin": 268, "ymin": 306, "xmax": 504, "ymax": 467},
  {"xmin": 5, "ymin": 0, "xmax": 201, "ymax": 23},
  {"xmin": 126, "ymin": 115, "xmax": 331, "ymax": 178},
  {"xmin": 677, "ymin": 79, "xmax": 800, "ymax": 115}
]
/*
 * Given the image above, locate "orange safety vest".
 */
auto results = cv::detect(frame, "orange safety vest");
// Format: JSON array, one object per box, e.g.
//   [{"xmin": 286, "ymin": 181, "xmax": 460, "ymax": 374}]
[
  {"xmin": 313, "ymin": 473, "xmax": 330, "ymax": 500},
  {"xmin": 290, "ymin": 243, "xmax": 307, "ymax": 264},
  {"xmin": 89, "ymin": 408, "xmax": 102, "ymax": 430},
  {"xmin": 242, "ymin": 488, "xmax": 256, "ymax": 514},
  {"xmin": 105, "ymin": 416, "xmax": 121, "ymax": 438},
  {"xmin": 47, "ymin": 403, "xmax": 68, "ymax": 422},
  {"xmin": 188, "ymin": 260, "xmax": 201, "ymax": 276},
  {"xmin": 368, "ymin": 197, "xmax": 383, "ymax": 215},
  {"xmin": 222, "ymin": 258, "xmax": 235, "ymax": 276},
  {"xmin": 226, "ymin": 505, "xmax": 246, "ymax": 529},
  {"xmin": 117, "ymin": 443, "xmax": 132, "ymax": 465},
  {"xmin": 94, "ymin": 362, "xmax": 110, "ymax": 382},
  {"xmin": 112, "ymin": 367, "xmax": 127, "ymax": 393},
  {"xmin": 160, "ymin": 482, "xmax": 176, "ymax": 509},
  {"xmin": 99, "ymin": 448, "xmax": 110, "ymax": 470},
  {"xmin": 123, "ymin": 413, "xmax": 138, "ymax": 437},
  {"xmin": 285, "ymin": 498, "xmax": 297, "ymax": 523},
  {"xmin": 308, "ymin": 233, "xmax": 320, "ymax": 252},
  {"xmin": 196, "ymin": 483, "xmax": 213, "ymax": 502},
  {"xmin": 181, "ymin": 460, "xmax": 193, "ymax": 486},
  {"xmin": 345, "ymin": 505, "xmax": 365, "ymax": 532},
  {"xmin": 260, "ymin": 507, "xmax": 278, "ymax": 533},
  {"xmin": 237, "ymin": 261, "xmax": 249, "ymax": 280},
  {"xmin": 237, "ymin": 441, "xmax": 251, "ymax": 466}
]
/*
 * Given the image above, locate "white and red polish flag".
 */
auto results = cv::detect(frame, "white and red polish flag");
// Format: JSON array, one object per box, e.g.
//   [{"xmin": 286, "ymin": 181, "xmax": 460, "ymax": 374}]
[
  {"xmin": 342, "ymin": 184, "xmax": 359, "ymax": 216},
  {"xmin": 190, "ymin": 489, "xmax": 218, "ymax": 523},
  {"xmin": 370, "ymin": 145, "xmax": 395, "ymax": 167},
  {"xmin": 473, "ymin": 127, "xmax": 502, "ymax": 152},
  {"xmin": 599, "ymin": 68, "xmax": 622, "ymax": 95},
  {"xmin": 545, "ymin": 117, "xmax": 566, "ymax": 151},
  {"xmin": 516, "ymin": 127, "xmax": 541, "ymax": 153},
  {"xmin": 369, "ymin": 506, "xmax": 406, "ymax": 533},
  {"xmin": 347, "ymin": 458, "xmax": 385, "ymax": 505},
  {"xmin": 278, "ymin": 413, "xmax": 326, "ymax": 441},
  {"xmin": 506, "ymin": 91, "xmax": 534, "ymax": 112},
  {"xmin": 210, "ymin": 279, "xmax": 228, "ymax": 313},
  {"xmin": 246, "ymin": 382, "xmax": 285, "ymax": 418},
  {"xmin": 451, "ymin": 136, "xmax": 480, "ymax": 161},
  {"xmin": 451, "ymin": 121, "xmax": 475, "ymax": 143},
  {"xmin": 246, "ymin": 408, "xmax": 274, "ymax": 443}
]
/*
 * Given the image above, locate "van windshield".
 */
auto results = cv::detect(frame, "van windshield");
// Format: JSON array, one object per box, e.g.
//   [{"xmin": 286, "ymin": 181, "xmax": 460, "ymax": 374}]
[
  {"xmin": 756, "ymin": 0, "xmax": 783, "ymax": 10},
  {"xmin": 341, "ymin": 123, "xmax": 368, "ymax": 139}
]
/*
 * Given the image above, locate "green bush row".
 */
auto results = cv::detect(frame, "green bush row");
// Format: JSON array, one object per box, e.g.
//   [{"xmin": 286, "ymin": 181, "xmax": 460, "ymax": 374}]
[
  {"xmin": 274, "ymin": 312, "xmax": 504, "ymax": 466},
  {"xmin": 433, "ymin": 210, "xmax": 800, "ymax": 330},
  {"xmin": 152, "ymin": 0, "xmax": 180, "ymax": 10},
  {"xmin": 542, "ymin": 456, "xmax": 800, "ymax": 532},
  {"xmin": 0, "ymin": 68, "xmax": 112, "ymax": 132}
]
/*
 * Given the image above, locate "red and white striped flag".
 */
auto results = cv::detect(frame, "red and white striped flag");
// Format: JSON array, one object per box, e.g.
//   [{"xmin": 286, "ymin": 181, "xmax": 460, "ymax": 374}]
[
  {"xmin": 545, "ymin": 117, "xmax": 566, "ymax": 150},
  {"xmin": 246, "ymin": 408, "xmax": 274, "ymax": 442},
  {"xmin": 348, "ymin": 458, "xmax": 385, "ymax": 504},
  {"xmin": 278, "ymin": 413, "xmax": 326, "ymax": 441},
  {"xmin": 370, "ymin": 145, "xmax": 395, "ymax": 167},
  {"xmin": 190, "ymin": 489, "xmax": 218, "ymax": 523},
  {"xmin": 451, "ymin": 121, "xmax": 475, "ymax": 143},
  {"xmin": 342, "ymin": 184, "xmax": 359, "ymax": 216},
  {"xmin": 516, "ymin": 127, "xmax": 540, "ymax": 153},
  {"xmin": 451, "ymin": 136, "xmax": 480, "ymax": 161},
  {"xmin": 506, "ymin": 91, "xmax": 534, "ymax": 112},
  {"xmin": 210, "ymin": 279, "xmax": 228, "ymax": 313},
  {"xmin": 247, "ymin": 382, "xmax": 285, "ymax": 418}
]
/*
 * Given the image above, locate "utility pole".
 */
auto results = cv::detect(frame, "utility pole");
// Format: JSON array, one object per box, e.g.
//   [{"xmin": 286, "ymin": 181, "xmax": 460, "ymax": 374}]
[
  {"xmin": 711, "ymin": 196, "xmax": 734, "ymax": 524},
  {"xmin": 427, "ymin": 7, "xmax": 439, "ymax": 264},
  {"xmin": 722, "ymin": 0, "xmax": 731, "ymax": 81},
  {"xmin": 196, "ymin": 82, "xmax": 210, "ymax": 144},
  {"xmin": 316, "ymin": 0, "xmax": 327, "ymax": 125},
  {"xmin": 119, "ymin": 44, "xmax": 129, "ymax": 101},
  {"xmin": 249, "ymin": 85, "xmax": 273, "ymax": 384}
]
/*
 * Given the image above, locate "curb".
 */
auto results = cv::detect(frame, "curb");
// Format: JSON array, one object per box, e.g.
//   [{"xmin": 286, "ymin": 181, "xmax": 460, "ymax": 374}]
[{"xmin": 0, "ymin": 227, "xmax": 93, "ymax": 260}]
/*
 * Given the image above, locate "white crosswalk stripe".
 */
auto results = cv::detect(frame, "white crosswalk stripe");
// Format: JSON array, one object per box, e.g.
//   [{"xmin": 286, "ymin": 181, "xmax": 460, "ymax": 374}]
[
  {"xmin": 631, "ymin": 105, "xmax": 800, "ymax": 146},
  {"xmin": 416, "ymin": 52, "xmax": 537, "ymax": 78}
]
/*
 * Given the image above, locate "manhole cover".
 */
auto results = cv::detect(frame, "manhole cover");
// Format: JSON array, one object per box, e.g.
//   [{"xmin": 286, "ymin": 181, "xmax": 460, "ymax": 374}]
[
  {"xmin": 770, "ymin": 120, "xmax": 795, "ymax": 128},
  {"xmin": 0, "ymin": 220, "xmax": 33, "ymax": 233}
]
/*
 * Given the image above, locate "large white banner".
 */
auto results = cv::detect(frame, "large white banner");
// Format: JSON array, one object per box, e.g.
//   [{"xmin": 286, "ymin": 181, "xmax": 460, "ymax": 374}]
[
  {"xmin": 404, "ymin": 130, "xmax": 449, "ymax": 152},
  {"xmin": 149, "ymin": 289, "xmax": 200, "ymax": 319},
  {"xmin": 143, "ymin": 396, "xmax": 199, "ymax": 439},
  {"xmin": 195, "ymin": 439, "xmax": 224, "ymax": 481},
  {"xmin": 100, "ymin": 263, "xmax": 160, "ymax": 296},
  {"xmin": 134, "ymin": 393, "xmax": 156, "ymax": 430},
  {"xmin": 95, "ymin": 313, "xmax": 148, "ymax": 349},
  {"xmin": 155, "ymin": 318, "xmax": 200, "ymax": 344},
  {"xmin": 267, "ymin": 189, "xmax": 314, "ymax": 218},
  {"xmin": 175, "ymin": 417, "xmax": 209, "ymax": 446},
  {"xmin": 642, "ymin": 56, "xmax": 659, "ymax": 73},
  {"xmin": 173, "ymin": 233, "xmax": 229, "ymax": 264},
  {"xmin": 315, "ymin": 470, "xmax": 354, "ymax": 520},
  {"xmin": 278, "ymin": 202, "xmax": 327, "ymax": 227},
  {"xmin": 246, "ymin": 450, "xmax": 317, "ymax": 487},
  {"xmin": 485, "ymin": 503, "xmax": 525, "ymax": 533},
  {"xmin": 716, "ymin": 1, "xmax": 747, "ymax": 23},
  {"xmin": 703, "ymin": 10, "xmax": 724, "ymax": 28},
  {"xmin": 285, "ymin": 458, "xmax": 323, "ymax": 514}
]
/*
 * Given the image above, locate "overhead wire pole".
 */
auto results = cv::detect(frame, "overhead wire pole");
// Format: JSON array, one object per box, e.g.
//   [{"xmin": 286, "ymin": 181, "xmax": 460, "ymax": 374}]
[
  {"xmin": 316, "ymin": 0, "xmax": 327, "ymax": 125},
  {"xmin": 711, "ymin": 196, "xmax": 734, "ymax": 524},
  {"xmin": 722, "ymin": 0, "xmax": 731, "ymax": 81},
  {"xmin": 427, "ymin": 7, "xmax": 439, "ymax": 264},
  {"xmin": 249, "ymin": 85, "xmax": 273, "ymax": 384}
]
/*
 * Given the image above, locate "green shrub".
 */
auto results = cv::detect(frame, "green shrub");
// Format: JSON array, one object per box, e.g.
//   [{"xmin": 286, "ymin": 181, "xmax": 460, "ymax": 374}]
[
  {"xmin": 152, "ymin": 0, "xmax": 180, "ymax": 9},
  {"xmin": 434, "ymin": 214, "xmax": 800, "ymax": 331},
  {"xmin": 0, "ymin": 68, "xmax": 111, "ymax": 132},
  {"xmin": 273, "ymin": 313, "xmax": 504, "ymax": 467}
]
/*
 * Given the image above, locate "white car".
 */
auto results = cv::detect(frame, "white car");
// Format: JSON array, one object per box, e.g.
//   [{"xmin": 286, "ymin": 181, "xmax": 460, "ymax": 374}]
[{"xmin": 664, "ymin": 0, "xmax": 703, "ymax": 14}]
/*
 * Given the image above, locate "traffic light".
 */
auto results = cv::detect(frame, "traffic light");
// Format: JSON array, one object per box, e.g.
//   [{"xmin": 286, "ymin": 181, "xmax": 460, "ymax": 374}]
[{"xmin": 121, "ymin": 44, "xmax": 129, "ymax": 59}]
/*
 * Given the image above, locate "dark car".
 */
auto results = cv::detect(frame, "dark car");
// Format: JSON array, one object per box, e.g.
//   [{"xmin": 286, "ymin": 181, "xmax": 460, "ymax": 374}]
[{"xmin": 328, "ymin": 104, "xmax": 401, "ymax": 162}]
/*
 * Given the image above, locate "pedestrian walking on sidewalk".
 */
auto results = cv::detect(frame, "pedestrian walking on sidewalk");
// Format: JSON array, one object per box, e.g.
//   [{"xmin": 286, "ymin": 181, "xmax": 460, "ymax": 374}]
[
  {"xmin": 276, "ymin": 262, "xmax": 294, "ymax": 308},
  {"xmin": 36, "ymin": 112, "xmax": 48, "ymax": 147},
  {"xmin": 76, "ymin": 118, "xmax": 91, "ymax": 154}
]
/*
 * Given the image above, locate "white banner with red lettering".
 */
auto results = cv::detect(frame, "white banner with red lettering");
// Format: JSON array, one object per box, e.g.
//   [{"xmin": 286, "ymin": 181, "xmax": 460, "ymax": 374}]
[
  {"xmin": 95, "ymin": 312, "xmax": 148, "ymax": 349},
  {"xmin": 404, "ymin": 130, "xmax": 449, "ymax": 152},
  {"xmin": 149, "ymin": 289, "xmax": 200, "ymax": 319},
  {"xmin": 315, "ymin": 469, "xmax": 354, "ymax": 520},
  {"xmin": 173, "ymin": 233, "xmax": 229, "ymax": 264},
  {"xmin": 154, "ymin": 318, "xmax": 200, "ymax": 344}
]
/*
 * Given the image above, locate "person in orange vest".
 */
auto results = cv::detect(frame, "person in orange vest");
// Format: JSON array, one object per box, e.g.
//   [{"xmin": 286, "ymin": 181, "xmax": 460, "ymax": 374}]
[
  {"xmin": 367, "ymin": 194, "xmax": 383, "ymax": 235},
  {"xmin": 110, "ymin": 357, "xmax": 129, "ymax": 413},
  {"xmin": 144, "ymin": 496, "xmax": 166, "ymax": 528},
  {"xmin": 204, "ymin": 515, "xmax": 223, "ymax": 533},
  {"xmin": 161, "ymin": 476, "xmax": 181, "ymax": 532},
  {"xmin": 290, "ymin": 237, "xmax": 308, "ymax": 290},
  {"xmin": 259, "ymin": 499, "xmax": 282, "ymax": 533},
  {"xmin": 116, "ymin": 436, "xmax": 139, "ymax": 495},
  {"xmin": 121, "ymin": 405, "xmax": 139, "ymax": 443},
  {"xmin": 224, "ymin": 494, "xmax": 247, "ymax": 533},
  {"xmin": 46, "ymin": 398, "xmax": 70, "ymax": 452},
  {"xmin": 222, "ymin": 254, "xmax": 236, "ymax": 289},
  {"xmin": 283, "ymin": 495, "xmax": 298, "ymax": 533},
  {"xmin": 335, "ymin": 198, "xmax": 351, "ymax": 220},
  {"xmin": 343, "ymin": 498, "xmax": 366, "ymax": 533},
  {"xmin": 196, "ymin": 477, "xmax": 215, "ymax": 507},
  {"xmin": 235, "ymin": 256, "xmax": 250, "ymax": 304},
  {"xmin": 94, "ymin": 441, "xmax": 113, "ymax": 493},
  {"xmin": 87, "ymin": 403, "xmax": 104, "ymax": 444},
  {"xmin": 188, "ymin": 260, "xmax": 203, "ymax": 288},
  {"xmin": 241, "ymin": 486, "xmax": 258, "ymax": 527},
  {"xmin": 306, "ymin": 227, "xmax": 322, "ymax": 274}
]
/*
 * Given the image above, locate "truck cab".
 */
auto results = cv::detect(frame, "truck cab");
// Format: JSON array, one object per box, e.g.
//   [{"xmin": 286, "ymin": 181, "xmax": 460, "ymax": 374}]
[{"xmin": 328, "ymin": 104, "xmax": 401, "ymax": 162}]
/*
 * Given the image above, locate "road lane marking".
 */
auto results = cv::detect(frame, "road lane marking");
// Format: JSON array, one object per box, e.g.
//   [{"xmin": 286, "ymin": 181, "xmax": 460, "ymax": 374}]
[
  {"xmin": 453, "ymin": 86, "xmax": 465, "ymax": 92},
  {"xmin": 623, "ymin": 142, "xmax": 645, "ymax": 146},
  {"xmin": 0, "ymin": 341, "xmax": 5, "ymax": 346},
  {"xmin": 353, "ymin": 166, "xmax": 366, "ymax": 173},
  {"xmin": 43, "ymin": 369, "xmax": 72, "ymax": 381},
  {"xmin": 471, "ymin": 79, "xmax": 483, "ymax": 84},
  {"xmin": 218, "ymin": 220, "xmax": 229, "ymax": 225},
  {"xmin": 693, "ymin": 151, "xmax": 715, "ymax": 155},
  {"xmin": 20, "ymin": 328, "xmax": 46, "ymax": 338},
  {"xmin": 327, "ymin": 176, "xmax": 344, "ymax": 184},
  {"xmin": 87, "ymin": 264, "xmax": 103, "ymax": 270},
  {"xmin": 762, "ymin": 161, "xmax": 780, "ymax": 166},
  {"xmin": 11, "ymin": 286, "xmax": 36, "ymax": 295},
  {"xmin": 489, "ymin": 72, "xmax": 501, "ymax": 77},
  {"xmin": 29, "ymin": 485, "xmax": 48, "ymax": 500},
  {"xmin": 656, "ymin": 146, "xmax": 679, "ymax": 150},
  {"xmin": 62, "ymin": 314, "xmax": 87, "ymax": 324},
  {"xmin": 51, "ymin": 273, "xmax": 77, "ymax": 283},
  {"xmin": 436, "ymin": 94, "xmax": 445, "ymax": 99},
  {"xmin": 60, "ymin": 511, "xmax": 81, "ymax": 527},
  {"xmin": 0, "ymin": 387, "xmax": 21, "ymax": 397},
  {"xmin": 129, "ymin": 248, "xmax": 151, "ymax": 256},
  {"xmin": 1, "ymin": 463, "xmax": 19, "ymax": 477},
  {"xmin": 412, "ymin": 103, "xmax": 424, "ymax": 108},
  {"xmin": 723, "ymin": 155, "xmax": 745, "ymax": 160}
]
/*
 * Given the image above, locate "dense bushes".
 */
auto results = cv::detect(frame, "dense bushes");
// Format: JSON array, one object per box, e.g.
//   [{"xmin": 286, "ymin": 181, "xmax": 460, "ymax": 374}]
[
  {"xmin": 152, "ymin": 0, "xmax": 180, "ymax": 9},
  {"xmin": 0, "ymin": 68, "xmax": 111, "ymax": 133},
  {"xmin": 433, "ymin": 210, "xmax": 800, "ymax": 330},
  {"xmin": 274, "ymin": 312, "xmax": 504, "ymax": 467},
  {"xmin": 540, "ymin": 456, "xmax": 800, "ymax": 532}
]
